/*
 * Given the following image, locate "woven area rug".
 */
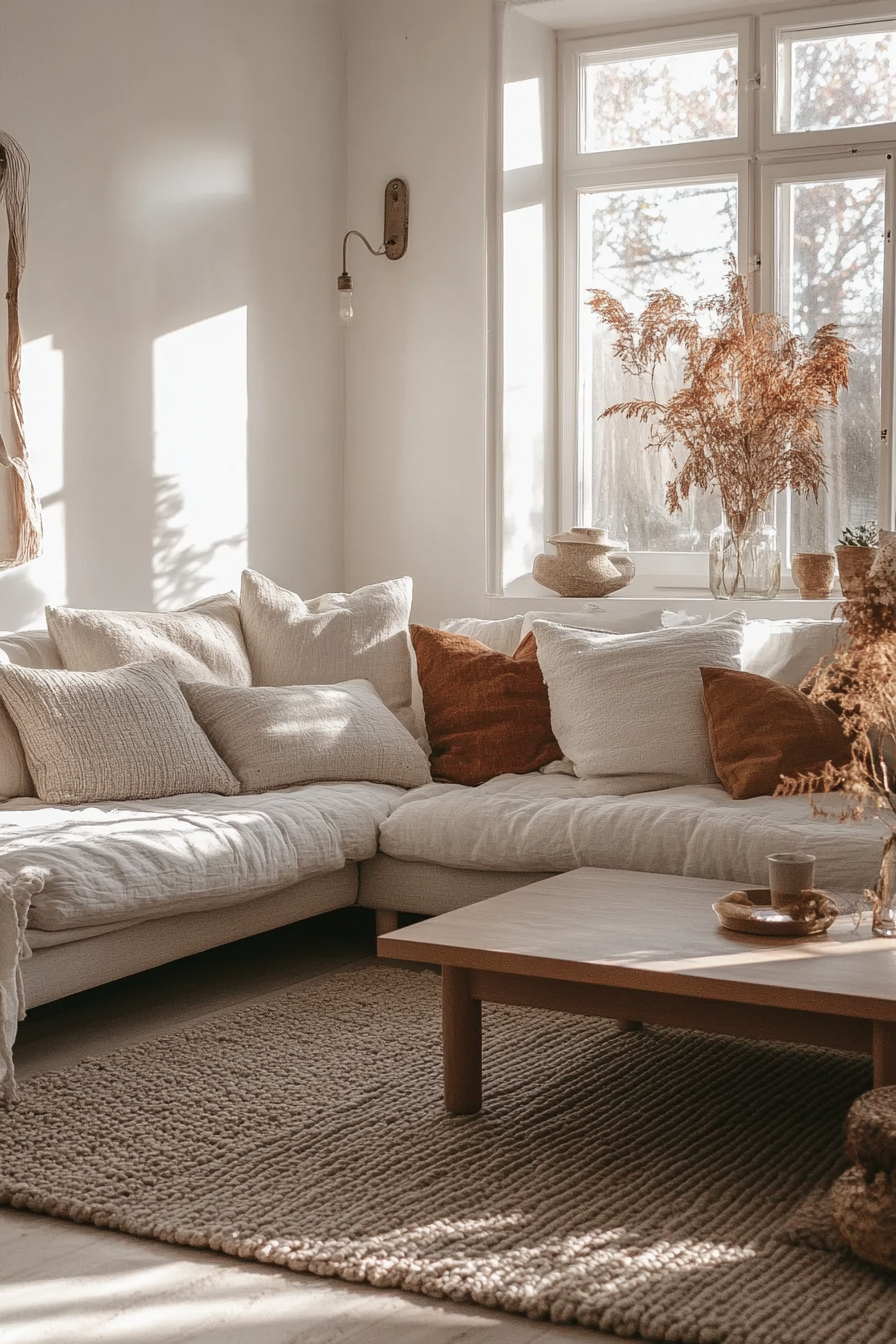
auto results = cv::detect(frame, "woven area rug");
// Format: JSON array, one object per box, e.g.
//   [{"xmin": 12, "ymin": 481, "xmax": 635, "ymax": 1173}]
[{"xmin": 2, "ymin": 964, "xmax": 895, "ymax": 1343}]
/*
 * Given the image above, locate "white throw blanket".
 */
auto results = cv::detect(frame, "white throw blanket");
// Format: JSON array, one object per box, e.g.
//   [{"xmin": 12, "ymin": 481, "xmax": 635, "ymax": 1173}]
[{"xmin": 0, "ymin": 866, "xmax": 46, "ymax": 1105}]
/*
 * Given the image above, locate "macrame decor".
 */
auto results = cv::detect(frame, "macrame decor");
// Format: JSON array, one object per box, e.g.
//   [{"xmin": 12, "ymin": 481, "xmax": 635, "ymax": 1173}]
[{"xmin": 0, "ymin": 131, "xmax": 42, "ymax": 567}]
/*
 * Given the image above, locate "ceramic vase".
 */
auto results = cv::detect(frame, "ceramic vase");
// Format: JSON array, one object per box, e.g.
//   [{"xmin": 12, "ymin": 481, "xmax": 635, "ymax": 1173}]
[
  {"xmin": 532, "ymin": 528, "xmax": 635, "ymax": 599},
  {"xmin": 836, "ymin": 545, "xmax": 877, "ymax": 599},
  {"xmin": 792, "ymin": 552, "xmax": 836, "ymax": 600}
]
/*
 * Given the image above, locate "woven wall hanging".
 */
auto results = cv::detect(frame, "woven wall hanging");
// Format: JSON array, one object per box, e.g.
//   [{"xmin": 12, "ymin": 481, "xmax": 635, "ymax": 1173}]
[{"xmin": 0, "ymin": 132, "xmax": 42, "ymax": 567}]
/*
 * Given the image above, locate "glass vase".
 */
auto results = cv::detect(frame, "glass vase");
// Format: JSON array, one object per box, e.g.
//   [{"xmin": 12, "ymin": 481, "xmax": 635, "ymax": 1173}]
[
  {"xmin": 872, "ymin": 841, "xmax": 896, "ymax": 939},
  {"xmin": 708, "ymin": 509, "xmax": 781, "ymax": 600}
]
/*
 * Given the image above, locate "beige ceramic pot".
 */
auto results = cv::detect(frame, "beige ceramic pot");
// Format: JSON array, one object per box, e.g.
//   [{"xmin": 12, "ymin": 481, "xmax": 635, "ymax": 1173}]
[
  {"xmin": 836, "ymin": 545, "xmax": 877, "ymax": 599},
  {"xmin": 532, "ymin": 528, "xmax": 635, "ymax": 598},
  {"xmin": 792, "ymin": 552, "xmax": 836, "ymax": 600}
]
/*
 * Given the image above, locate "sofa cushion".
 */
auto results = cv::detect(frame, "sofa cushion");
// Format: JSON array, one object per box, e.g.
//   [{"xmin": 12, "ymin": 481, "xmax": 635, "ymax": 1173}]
[
  {"xmin": 439, "ymin": 615, "xmax": 524, "ymax": 655},
  {"xmin": 662, "ymin": 611, "xmax": 841, "ymax": 686},
  {"xmin": 411, "ymin": 625, "xmax": 561, "ymax": 785},
  {"xmin": 46, "ymin": 592, "xmax": 251, "ymax": 686},
  {"xmin": 701, "ymin": 666, "xmax": 853, "ymax": 800},
  {"xmin": 2, "ymin": 781, "xmax": 403, "ymax": 931},
  {"xmin": 376, "ymin": 773, "xmax": 881, "ymax": 892},
  {"xmin": 533, "ymin": 612, "xmax": 745, "ymax": 792},
  {"xmin": 240, "ymin": 570, "xmax": 416, "ymax": 734},
  {"xmin": 0, "ymin": 630, "xmax": 63, "ymax": 802},
  {"xmin": 181, "ymin": 678, "xmax": 431, "ymax": 792},
  {"xmin": 0, "ymin": 662, "xmax": 239, "ymax": 805}
]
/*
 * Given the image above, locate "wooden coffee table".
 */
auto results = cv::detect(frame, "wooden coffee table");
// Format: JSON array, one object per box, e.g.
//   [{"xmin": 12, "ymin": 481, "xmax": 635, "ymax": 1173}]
[{"xmin": 377, "ymin": 868, "xmax": 896, "ymax": 1114}]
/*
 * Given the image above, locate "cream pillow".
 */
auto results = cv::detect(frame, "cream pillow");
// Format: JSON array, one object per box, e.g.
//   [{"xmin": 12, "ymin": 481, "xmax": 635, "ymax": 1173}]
[
  {"xmin": 46, "ymin": 592, "xmax": 251, "ymax": 686},
  {"xmin": 439, "ymin": 615, "xmax": 524, "ymax": 655},
  {"xmin": 0, "ymin": 629, "xmax": 65, "ymax": 800},
  {"xmin": 181, "ymin": 678, "xmax": 432, "ymax": 792},
  {"xmin": 533, "ymin": 612, "xmax": 746, "ymax": 792},
  {"xmin": 0, "ymin": 662, "xmax": 240, "ymax": 805},
  {"xmin": 239, "ymin": 571, "xmax": 415, "ymax": 732},
  {"xmin": 661, "ymin": 611, "xmax": 841, "ymax": 687}
]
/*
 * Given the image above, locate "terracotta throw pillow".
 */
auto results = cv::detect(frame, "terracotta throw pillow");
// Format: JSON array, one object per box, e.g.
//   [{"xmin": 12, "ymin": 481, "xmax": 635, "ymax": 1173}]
[
  {"xmin": 700, "ymin": 665, "xmax": 853, "ymax": 800},
  {"xmin": 410, "ymin": 625, "xmax": 561, "ymax": 786}
]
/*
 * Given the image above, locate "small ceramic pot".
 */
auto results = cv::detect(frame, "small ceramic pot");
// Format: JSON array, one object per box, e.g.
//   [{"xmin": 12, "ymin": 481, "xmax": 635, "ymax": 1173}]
[
  {"xmin": 836, "ymin": 545, "xmax": 877, "ymax": 599},
  {"xmin": 792, "ymin": 552, "xmax": 836, "ymax": 600}
]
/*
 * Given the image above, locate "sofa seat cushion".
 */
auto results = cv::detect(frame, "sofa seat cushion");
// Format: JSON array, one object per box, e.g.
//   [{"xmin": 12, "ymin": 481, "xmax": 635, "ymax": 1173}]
[
  {"xmin": 0, "ymin": 782, "xmax": 403, "ymax": 931},
  {"xmin": 377, "ymin": 774, "xmax": 882, "ymax": 892}
]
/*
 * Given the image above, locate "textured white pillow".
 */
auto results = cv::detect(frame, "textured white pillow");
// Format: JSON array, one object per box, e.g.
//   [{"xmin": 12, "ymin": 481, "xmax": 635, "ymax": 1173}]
[
  {"xmin": 0, "ymin": 629, "xmax": 65, "ymax": 800},
  {"xmin": 0, "ymin": 662, "xmax": 240, "ymax": 805},
  {"xmin": 181, "ymin": 678, "xmax": 432, "ymax": 792},
  {"xmin": 46, "ymin": 592, "xmax": 251, "ymax": 686},
  {"xmin": 521, "ymin": 608, "xmax": 665, "ymax": 641},
  {"xmin": 439, "ymin": 615, "xmax": 524, "ymax": 655},
  {"xmin": 661, "ymin": 611, "xmax": 841, "ymax": 686},
  {"xmin": 240, "ymin": 571, "xmax": 415, "ymax": 732},
  {"xmin": 533, "ymin": 612, "xmax": 746, "ymax": 792}
]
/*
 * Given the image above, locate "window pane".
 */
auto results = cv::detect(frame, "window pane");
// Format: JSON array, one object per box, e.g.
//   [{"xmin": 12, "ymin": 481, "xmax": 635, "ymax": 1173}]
[
  {"xmin": 580, "ymin": 41, "xmax": 737, "ymax": 153},
  {"xmin": 778, "ymin": 175, "xmax": 885, "ymax": 558},
  {"xmin": 778, "ymin": 21, "xmax": 896, "ymax": 134},
  {"xmin": 580, "ymin": 181, "xmax": 737, "ymax": 551}
]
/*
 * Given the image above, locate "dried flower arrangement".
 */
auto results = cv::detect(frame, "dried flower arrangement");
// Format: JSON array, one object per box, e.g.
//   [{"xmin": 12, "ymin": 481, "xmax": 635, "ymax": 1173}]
[
  {"xmin": 587, "ymin": 256, "xmax": 852, "ymax": 542},
  {"xmin": 776, "ymin": 555, "xmax": 896, "ymax": 933}
]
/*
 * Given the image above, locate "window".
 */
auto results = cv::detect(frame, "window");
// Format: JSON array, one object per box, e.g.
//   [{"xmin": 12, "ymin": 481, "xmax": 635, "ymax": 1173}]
[{"xmin": 500, "ymin": 4, "xmax": 896, "ymax": 593}]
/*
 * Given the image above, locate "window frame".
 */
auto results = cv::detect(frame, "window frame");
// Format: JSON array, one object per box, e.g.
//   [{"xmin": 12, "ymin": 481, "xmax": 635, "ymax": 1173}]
[
  {"xmin": 561, "ymin": 19, "xmax": 753, "ymax": 174},
  {"xmin": 547, "ymin": 8, "xmax": 896, "ymax": 593},
  {"xmin": 759, "ymin": 1, "xmax": 896, "ymax": 153}
]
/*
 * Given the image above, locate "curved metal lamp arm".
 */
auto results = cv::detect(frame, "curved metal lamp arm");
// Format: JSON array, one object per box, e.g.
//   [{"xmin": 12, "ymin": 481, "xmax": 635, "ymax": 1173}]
[{"xmin": 341, "ymin": 230, "xmax": 386, "ymax": 275}]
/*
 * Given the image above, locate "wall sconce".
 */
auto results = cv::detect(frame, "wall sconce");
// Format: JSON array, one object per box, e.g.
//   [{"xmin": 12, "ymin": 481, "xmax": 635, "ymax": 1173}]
[{"xmin": 338, "ymin": 178, "xmax": 409, "ymax": 322}]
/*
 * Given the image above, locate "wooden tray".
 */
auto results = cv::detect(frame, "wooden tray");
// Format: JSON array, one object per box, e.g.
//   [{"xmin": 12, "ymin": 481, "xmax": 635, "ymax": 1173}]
[{"xmin": 712, "ymin": 887, "xmax": 838, "ymax": 937}]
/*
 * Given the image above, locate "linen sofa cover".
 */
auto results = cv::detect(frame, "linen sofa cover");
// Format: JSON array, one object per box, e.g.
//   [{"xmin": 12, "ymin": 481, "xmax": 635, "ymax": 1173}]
[
  {"xmin": 0, "ymin": 782, "xmax": 403, "ymax": 931},
  {"xmin": 376, "ymin": 773, "xmax": 883, "ymax": 892}
]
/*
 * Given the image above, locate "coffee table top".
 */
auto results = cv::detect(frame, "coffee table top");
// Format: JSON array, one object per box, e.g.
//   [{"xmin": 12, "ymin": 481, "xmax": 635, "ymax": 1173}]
[{"xmin": 377, "ymin": 868, "xmax": 896, "ymax": 1022}]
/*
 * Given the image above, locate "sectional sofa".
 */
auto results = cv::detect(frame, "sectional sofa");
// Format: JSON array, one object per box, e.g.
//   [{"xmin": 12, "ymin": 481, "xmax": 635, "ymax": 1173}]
[{"xmin": 3, "ymin": 590, "xmax": 883, "ymax": 1018}]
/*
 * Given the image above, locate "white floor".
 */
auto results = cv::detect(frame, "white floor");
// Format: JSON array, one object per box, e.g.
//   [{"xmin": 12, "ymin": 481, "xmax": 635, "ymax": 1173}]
[{"xmin": 0, "ymin": 910, "xmax": 608, "ymax": 1343}]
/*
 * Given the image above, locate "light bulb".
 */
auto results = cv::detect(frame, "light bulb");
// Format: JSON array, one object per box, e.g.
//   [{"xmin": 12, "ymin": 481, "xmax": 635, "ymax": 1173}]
[{"xmin": 339, "ymin": 288, "xmax": 353, "ymax": 322}]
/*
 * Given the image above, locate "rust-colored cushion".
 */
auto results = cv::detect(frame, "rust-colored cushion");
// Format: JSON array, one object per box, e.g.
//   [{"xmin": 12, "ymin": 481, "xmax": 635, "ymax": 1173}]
[
  {"xmin": 411, "ymin": 625, "xmax": 561, "ymax": 786},
  {"xmin": 700, "ymin": 665, "xmax": 853, "ymax": 800}
]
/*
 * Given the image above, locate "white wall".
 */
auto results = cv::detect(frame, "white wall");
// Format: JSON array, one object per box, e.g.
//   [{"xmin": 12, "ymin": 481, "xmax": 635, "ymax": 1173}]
[
  {"xmin": 343, "ymin": 0, "xmax": 494, "ymax": 627},
  {"xmin": 0, "ymin": 0, "xmax": 346, "ymax": 629}
]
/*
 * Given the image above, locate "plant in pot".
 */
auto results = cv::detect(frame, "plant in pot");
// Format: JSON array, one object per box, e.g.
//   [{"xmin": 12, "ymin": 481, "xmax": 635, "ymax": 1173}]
[
  {"xmin": 836, "ymin": 521, "xmax": 879, "ymax": 599},
  {"xmin": 588, "ymin": 257, "xmax": 852, "ymax": 599}
]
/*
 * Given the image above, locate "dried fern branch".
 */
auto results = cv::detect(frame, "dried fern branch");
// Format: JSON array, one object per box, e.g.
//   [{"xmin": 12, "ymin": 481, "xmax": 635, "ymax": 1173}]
[{"xmin": 588, "ymin": 256, "xmax": 852, "ymax": 531}]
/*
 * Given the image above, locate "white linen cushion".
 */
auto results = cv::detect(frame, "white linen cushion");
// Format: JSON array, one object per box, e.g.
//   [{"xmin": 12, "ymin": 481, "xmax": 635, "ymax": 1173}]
[
  {"xmin": 181, "ymin": 678, "xmax": 432, "ymax": 792},
  {"xmin": 46, "ymin": 592, "xmax": 251, "ymax": 686},
  {"xmin": 439, "ymin": 616, "xmax": 524, "ymax": 655},
  {"xmin": 376, "ymin": 773, "xmax": 880, "ymax": 891},
  {"xmin": 661, "ymin": 611, "xmax": 841, "ymax": 686},
  {"xmin": 0, "ymin": 782, "xmax": 402, "ymax": 931},
  {"xmin": 0, "ymin": 630, "xmax": 64, "ymax": 801},
  {"xmin": 0, "ymin": 662, "xmax": 239, "ymax": 805},
  {"xmin": 240, "ymin": 570, "xmax": 415, "ymax": 733},
  {"xmin": 533, "ymin": 612, "xmax": 745, "ymax": 792},
  {"xmin": 528, "ymin": 607, "xmax": 665, "ymax": 638}
]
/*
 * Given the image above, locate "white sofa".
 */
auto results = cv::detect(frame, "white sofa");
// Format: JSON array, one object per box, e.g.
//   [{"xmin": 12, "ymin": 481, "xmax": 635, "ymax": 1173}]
[{"xmin": 4, "ymin": 607, "xmax": 884, "ymax": 1013}]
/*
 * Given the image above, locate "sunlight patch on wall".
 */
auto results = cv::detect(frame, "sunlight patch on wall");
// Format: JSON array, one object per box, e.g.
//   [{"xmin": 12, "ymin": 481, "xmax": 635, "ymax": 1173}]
[
  {"xmin": 0, "ymin": 336, "xmax": 67, "ymax": 627},
  {"xmin": 503, "ymin": 205, "xmax": 546, "ymax": 587},
  {"xmin": 504, "ymin": 78, "xmax": 543, "ymax": 170},
  {"xmin": 152, "ymin": 307, "xmax": 248, "ymax": 609}
]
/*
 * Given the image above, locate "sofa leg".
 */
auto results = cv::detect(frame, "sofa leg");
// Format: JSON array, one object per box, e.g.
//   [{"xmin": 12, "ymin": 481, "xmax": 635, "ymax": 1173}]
[
  {"xmin": 615, "ymin": 1019, "xmax": 643, "ymax": 1033},
  {"xmin": 376, "ymin": 909, "xmax": 399, "ymax": 937}
]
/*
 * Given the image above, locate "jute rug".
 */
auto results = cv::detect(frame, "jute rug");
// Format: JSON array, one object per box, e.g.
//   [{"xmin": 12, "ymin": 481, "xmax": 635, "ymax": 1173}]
[{"xmin": 1, "ymin": 964, "xmax": 894, "ymax": 1343}]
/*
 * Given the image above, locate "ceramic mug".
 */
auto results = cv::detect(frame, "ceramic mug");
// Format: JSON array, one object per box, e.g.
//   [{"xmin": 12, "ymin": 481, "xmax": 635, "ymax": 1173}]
[
  {"xmin": 792, "ymin": 553, "xmax": 836, "ymax": 600},
  {"xmin": 767, "ymin": 852, "xmax": 816, "ymax": 910}
]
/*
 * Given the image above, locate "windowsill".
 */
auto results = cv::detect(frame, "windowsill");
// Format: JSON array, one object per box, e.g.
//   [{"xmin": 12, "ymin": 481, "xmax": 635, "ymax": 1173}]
[{"xmin": 483, "ymin": 589, "xmax": 844, "ymax": 620}]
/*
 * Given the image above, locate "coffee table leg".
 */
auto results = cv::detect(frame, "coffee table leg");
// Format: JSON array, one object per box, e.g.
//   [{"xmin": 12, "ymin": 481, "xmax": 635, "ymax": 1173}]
[
  {"xmin": 442, "ymin": 966, "xmax": 482, "ymax": 1114},
  {"xmin": 874, "ymin": 1022, "xmax": 896, "ymax": 1087}
]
